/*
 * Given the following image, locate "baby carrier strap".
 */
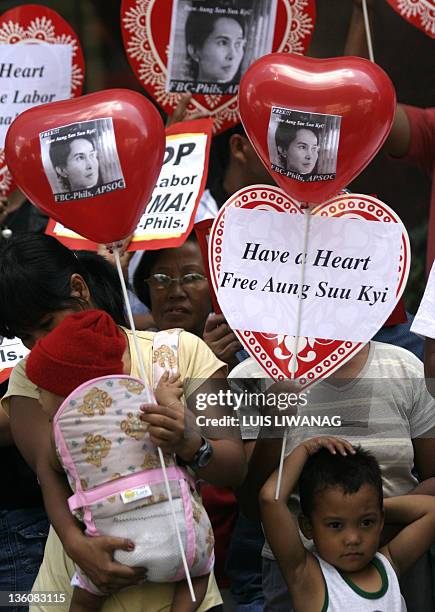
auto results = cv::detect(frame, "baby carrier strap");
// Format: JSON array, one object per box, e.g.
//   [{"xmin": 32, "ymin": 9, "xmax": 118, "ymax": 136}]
[{"xmin": 152, "ymin": 328, "xmax": 182, "ymax": 386}]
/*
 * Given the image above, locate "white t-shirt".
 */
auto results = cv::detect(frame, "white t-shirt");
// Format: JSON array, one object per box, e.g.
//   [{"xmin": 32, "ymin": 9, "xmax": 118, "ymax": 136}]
[
  {"xmin": 411, "ymin": 259, "xmax": 435, "ymax": 339},
  {"xmin": 314, "ymin": 552, "xmax": 407, "ymax": 611}
]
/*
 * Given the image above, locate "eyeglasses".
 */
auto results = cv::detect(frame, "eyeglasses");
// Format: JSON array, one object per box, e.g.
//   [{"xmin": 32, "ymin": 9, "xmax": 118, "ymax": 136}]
[{"xmin": 145, "ymin": 273, "xmax": 207, "ymax": 290}]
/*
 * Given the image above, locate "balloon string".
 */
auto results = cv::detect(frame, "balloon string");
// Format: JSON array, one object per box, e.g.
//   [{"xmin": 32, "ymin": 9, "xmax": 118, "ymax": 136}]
[
  {"xmin": 362, "ymin": 0, "xmax": 375, "ymax": 62},
  {"xmin": 113, "ymin": 247, "xmax": 196, "ymax": 603},
  {"xmin": 275, "ymin": 206, "xmax": 311, "ymax": 500},
  {"xmin": 290, "ymin": 207, "xmax": 311, "ymax": 378}
]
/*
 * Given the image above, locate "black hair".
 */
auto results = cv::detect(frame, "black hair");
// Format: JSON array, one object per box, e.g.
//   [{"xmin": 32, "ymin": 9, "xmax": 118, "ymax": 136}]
[
  {"xmin": 185, "ymin": 7, "xmax": 246, "ymax": 81},
  {"xmin": 49, "ymin": 135, "xmax": 99, "ymax": 191},
  {"xmin": 208, "ymin": 122, "xmax": 247, "ymax": 180},
  {"xmin": 274, "ymin": 122, "xmax": 320, "ymax": 163},
  {"xmin": 49, "ymin": 135, "xmax": 96, "ymax": 171},
  {"xmin": 0, "ymin": 233, "xmax": 127, "ymax": 339},
  {"xmin": 133, "ymin": 233, "xmax": 198, "ymax": 309},
  {"xmin": 299, "ymin": 446, "xmax": 383, "ymax": 518}
]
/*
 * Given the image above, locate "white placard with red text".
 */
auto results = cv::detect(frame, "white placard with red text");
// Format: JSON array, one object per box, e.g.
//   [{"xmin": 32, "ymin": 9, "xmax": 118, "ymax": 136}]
[{"xmin": 0, "ymin": 44, "xmax": 72, "ymax": 148}]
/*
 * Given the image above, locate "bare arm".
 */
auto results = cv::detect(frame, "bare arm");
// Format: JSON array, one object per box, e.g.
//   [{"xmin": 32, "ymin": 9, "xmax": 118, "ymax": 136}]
[
  {"xmin": 182, "ymin": 369, "xmax": 247, "ymax": 487},
  {"xmin": 413, "ymin": 437, "xmax": 435, "ymax": 484},
  {"xmin": 344, "ymin": 1, "xmax": 411, "ymax": 158},
  {"xmin": 259, "ymin": 444, "xmax": 310, "ymax": 579},
  {"xmin": 382, "ymin": 495, "xmax": 435, "ymax": 576},
  {"xmin": 203, "ymin": 314, "xmax": 243, "ymax": 372},
  {"xmin": 133, "ymin": 312, "xmax": 156, "ymax": 330},
  {"xmin": 380, "ymin": 438, "xmax": 435, "ymax": 544},
  {"xmin": 236, "ymin": 381, "xmax": 306, "ymax": 520},
  {"xmin": 259, "ymin": 437, "xmax": 354, "ymax": 607},
  {"xmin": 344, "ymin": 1, "xmax": 372, "ymax": 59},
  {"xmin": 0, "ymin": 406, "xmax": 14, "ymax": 446},
  {"xmin": 425, "ymin": 338, "xmax": 435, "ymax": 398},
  {"xmin": 141, "ymin": 369, "xmax": 247, "ymax": 487},
  {"xmin": 236, "ymin": 435, "xmax": 282, "ymax": 521}
]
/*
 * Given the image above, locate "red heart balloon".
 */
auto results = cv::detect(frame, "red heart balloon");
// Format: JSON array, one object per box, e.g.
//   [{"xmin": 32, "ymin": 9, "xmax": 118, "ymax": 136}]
[
  {"xmin": 5, "ymin": 89, "xmax": 165, "ymax": 243},
  {"xmin": 238, "ymin": 53, "xmax": 396, "ymax": 204}
]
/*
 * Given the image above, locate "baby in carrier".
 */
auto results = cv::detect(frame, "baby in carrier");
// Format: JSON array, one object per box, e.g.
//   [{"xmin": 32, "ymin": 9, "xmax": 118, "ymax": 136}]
[{"xmin": 26, "ymin": 309, "xmax": 214, "ymax": 612}]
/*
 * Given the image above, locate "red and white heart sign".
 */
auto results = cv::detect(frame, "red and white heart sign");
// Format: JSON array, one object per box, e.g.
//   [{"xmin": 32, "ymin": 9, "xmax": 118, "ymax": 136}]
[
  {"xmin": 0, "ymin": 4, "xmax": 85, "ymax": 196},
  {"xmin": 209, "ymin": 186, "xmax": 410, "ymax": 387},
  {"xmin": 386, "ymin": 0, "xmax": 434, "ymax": 39},
  {"xmin": 120, "ymin": 0, "xmax": 315, "ymax": 134}
]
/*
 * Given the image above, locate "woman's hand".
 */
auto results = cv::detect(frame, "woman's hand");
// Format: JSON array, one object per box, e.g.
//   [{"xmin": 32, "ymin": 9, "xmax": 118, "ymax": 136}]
[
  {"xmin": 300, "ymin": 436, "xmax": 355, "ymax": 457},
  {"xmin": 66, "ymin": 531, "xmax": 147, "ymax": 594},
  {"xmin": 98, "ymin": 236, "xmax": 133, "ymax": 282},
  {"xmin": 203, "ymin": 313, "xmax": 243, "ymax": 371},
  {"xmin": 165, "ymin": 93, "xmax": 209, "ymax": 128},
  {"xmin": 139, "ymin": 399, "xmax": 201, "ymax": 461}
]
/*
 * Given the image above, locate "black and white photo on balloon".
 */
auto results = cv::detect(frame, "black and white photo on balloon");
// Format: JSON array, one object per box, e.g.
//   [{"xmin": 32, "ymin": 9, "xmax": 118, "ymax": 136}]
[
  {"xmin": 39, "ymin": 117, "xmax": 126, "ymax": 202},
  {"xmin": 166, "ymin": 0, "xmax": 278, "ymax": 95},
  {"xmin": 268, "ymin": 107, "xmax": 342, "ymax": 182}
]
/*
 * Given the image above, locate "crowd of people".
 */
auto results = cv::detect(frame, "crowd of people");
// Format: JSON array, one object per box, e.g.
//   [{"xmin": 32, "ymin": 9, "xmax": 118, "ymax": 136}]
[{"xmin": 0, "ymin": 2, "xmax": 434, "ymax": 612}]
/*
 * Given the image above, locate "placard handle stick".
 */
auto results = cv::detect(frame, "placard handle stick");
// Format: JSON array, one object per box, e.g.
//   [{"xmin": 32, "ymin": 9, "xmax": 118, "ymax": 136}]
[
  {"xmin": 113, "ymin": 246, "xmax": 196, "ymax": 603},
  {"xmin": 275, "ymin": 207, "xmax": 311, "ymax": 500},
  {"xmin": 362, "ymin": 0, "xmax": 375, "ymax": 62}
]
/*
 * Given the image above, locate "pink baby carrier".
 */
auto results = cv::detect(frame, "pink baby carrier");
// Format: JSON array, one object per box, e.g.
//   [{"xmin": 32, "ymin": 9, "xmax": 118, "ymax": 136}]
[{"xmin": 52, "ymin": 329, "xmax": 214, "ymax": 591}]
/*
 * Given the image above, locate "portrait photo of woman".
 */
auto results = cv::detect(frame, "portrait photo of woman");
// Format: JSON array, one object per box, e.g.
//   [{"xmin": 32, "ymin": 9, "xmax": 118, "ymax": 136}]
[
  {"xmin": 40, "ymin": 118, "xmax": 126, "ymax": 201},
  {"xmin": 49, "ymin": 135, "xmax": 101, "ymax": 192},
  {"xmin": 275, "ymin": 123, "xmax": 321, "ymax": 177},
  {"xmin": 185, "ymin": 12, "xmax": 246, "ymax": 85},
  {"xmin": 268, "ymin": 107, "xmax": 342, "ymax": 182},
  {"xmin": 167, "ymin": 0, "xmax": 278, "ymax": 95}
]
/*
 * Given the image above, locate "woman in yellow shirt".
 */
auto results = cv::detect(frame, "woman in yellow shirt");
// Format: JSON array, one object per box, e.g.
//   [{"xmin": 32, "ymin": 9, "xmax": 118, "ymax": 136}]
[{"xmin": 0, "ymin": 233, "xmax": 246, "ymax": 612}]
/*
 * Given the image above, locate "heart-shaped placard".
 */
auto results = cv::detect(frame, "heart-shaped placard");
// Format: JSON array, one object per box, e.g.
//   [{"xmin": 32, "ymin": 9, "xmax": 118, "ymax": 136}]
[
  {"xmin": 386, "ymin": 0, "xmax": 434, "ymax": 39},
  {"xmin": 0, "ymin": 4, "xmax": 85, "ymax": 196},
  {"xmin": 239, "ymin": 54, "xmax": 396, "ymax": 204},
  {"xmin": 209, "ymin": 186, "xmax": 410, "ymax": 387},
  {"xmin": 120, "ymin": 0, "xmax": 315, "ymax": 134},
  {"xmin": 5, "ymin": 89, "xmax": 165, "ymax": 244}
]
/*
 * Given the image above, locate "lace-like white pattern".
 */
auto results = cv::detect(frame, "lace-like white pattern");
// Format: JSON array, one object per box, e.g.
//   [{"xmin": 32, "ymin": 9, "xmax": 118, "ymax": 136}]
[
  {"xmin": 390, "ymin": 0, "xmax": 435, "ymax": 38},
  {"xmin": 122, "ymin": 0, "xmax": 315, "ymax": 132}
]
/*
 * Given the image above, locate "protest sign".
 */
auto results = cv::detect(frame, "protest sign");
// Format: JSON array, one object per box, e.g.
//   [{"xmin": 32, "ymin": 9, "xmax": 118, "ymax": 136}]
[
  {"xmin": 121, "ymin": 0, "xmax": 315, "ymax": 134},
  {"xmin": 46, "ymin": 118, "xmax": 212, "ymax": 251},
  {"xmin": 0, "ymin": 337, "xmax": 29, "ymax": 384},
  {"xmin": 0, "ymin": 4, "xmax": 84, "ymax": 196},
  {"xmin": 131, "ymin": 118, "xmax": 212, "ymax": 250},
  {"xmin": 217, "ymin": 207, "xmax": 402, "ymax": 342},
  {"xmin": 209, "ymin": 186, "xmax": 410, "ymax": 385},
  {"xmin": 0, "ymin": 45, "xmax": 72, "ymax": 148}
]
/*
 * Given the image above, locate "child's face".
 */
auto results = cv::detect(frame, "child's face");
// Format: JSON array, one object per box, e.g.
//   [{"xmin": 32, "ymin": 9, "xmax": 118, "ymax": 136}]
[
  {"xmin": 302, "ymin": 484, "xmax": 384, "ymax": 573},
  {"xmin": 38, "ymin": 388, "xmax": 65, "ymax": 419}
]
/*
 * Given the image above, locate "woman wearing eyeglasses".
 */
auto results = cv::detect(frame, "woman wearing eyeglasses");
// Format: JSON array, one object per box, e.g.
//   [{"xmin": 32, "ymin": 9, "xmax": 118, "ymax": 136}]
[
  {"xmin": 133, "ymin": 233, "xmax": 243, "ymax": 368},
  {"xmin": 133, "ymin": 233, "xmax": 211, "ymax": 337}
]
